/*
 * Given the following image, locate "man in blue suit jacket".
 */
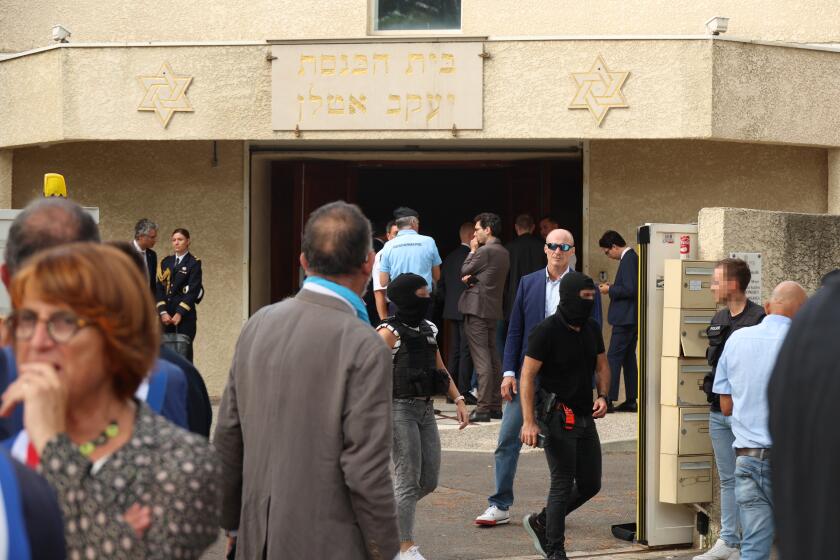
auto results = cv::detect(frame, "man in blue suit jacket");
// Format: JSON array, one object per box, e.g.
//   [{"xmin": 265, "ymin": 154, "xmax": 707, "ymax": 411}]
[
  {"xmin": 598, "ymin": 230, "xmax": 639, "ymax": 413},
  {"xmin": 475, "ymin": 229, "xmax": 602, "ymax": 527}
]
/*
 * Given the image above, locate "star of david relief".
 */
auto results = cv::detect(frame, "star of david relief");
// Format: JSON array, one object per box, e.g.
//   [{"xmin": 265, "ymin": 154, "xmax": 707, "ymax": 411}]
[
  {"xmin": 569, "ymin": 55, "xmax": 630, "ymax": 126},
  {"xmin": 137, "ymin": 62, "xmax": 194, "ymax": 128}
]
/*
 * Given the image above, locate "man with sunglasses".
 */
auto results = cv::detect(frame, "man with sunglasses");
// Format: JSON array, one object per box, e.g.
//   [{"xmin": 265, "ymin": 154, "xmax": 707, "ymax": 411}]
[
  {"xmin": 475, "ymin": 229, "xmax": 602, "ymax": 540},
  {"xmin": 598, "ymin": 230, "xmax": 638, "ymax": 413}
]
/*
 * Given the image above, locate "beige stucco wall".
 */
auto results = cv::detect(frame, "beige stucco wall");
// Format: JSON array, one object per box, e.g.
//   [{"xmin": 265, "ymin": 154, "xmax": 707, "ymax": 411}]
[
  {"xmin": 699, "ymin": 207, "xmax": 840, "ymax": 298},
  {"xmin": 11, "ymin": 140, "xmax": 245, "ymax": 397},
  {"xmin": 3, "ymin": 0, "xmax": 840, "ymax": 53},
  {"xmin": 829, "ymin": 149, "xmax": 840, "ymax": 214},
  {"xmin": 0, "ymin": 49, "xmax": 64, "ymax": 146},
  {"xmin": 587, "ymin": 140, "xmax": 828, "ymax": 300},
  {"xmin": 0, "ymin": 151, "xmax": 11, "ymax": 208}
]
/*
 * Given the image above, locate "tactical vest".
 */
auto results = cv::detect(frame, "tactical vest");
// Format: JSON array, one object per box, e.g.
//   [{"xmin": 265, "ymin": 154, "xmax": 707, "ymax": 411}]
[{"xmin": 386, "ymin": 318, "xmax": 448, "ymax": 398}]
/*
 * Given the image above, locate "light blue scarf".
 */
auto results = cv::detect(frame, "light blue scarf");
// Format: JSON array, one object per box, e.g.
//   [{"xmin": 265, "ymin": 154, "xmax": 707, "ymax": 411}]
[{"xmin": 304, "ymin": 276, "xmax": 370, "ymax": 324}]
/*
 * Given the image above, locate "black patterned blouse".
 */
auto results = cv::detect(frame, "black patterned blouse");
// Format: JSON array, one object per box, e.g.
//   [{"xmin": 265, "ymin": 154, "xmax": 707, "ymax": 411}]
[{"xmin": 39, "ymin": 402, "xmax": 221, "ymax": 559}]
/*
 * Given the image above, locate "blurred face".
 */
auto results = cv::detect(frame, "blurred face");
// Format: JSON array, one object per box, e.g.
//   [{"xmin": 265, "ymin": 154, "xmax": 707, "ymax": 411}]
[
  {"xmin": 13, "ymin": 297, "xmax": 108, "ymax": 403},
  {"xmin": 603, "ymin": 245, "xmax": 622, "ymax": 260},
  {"xmin": 544, "ymin": 231, "xmax": 575, "ymax": 270},
  {"xmin": 171, "ymin": 232, "xmax": 190, "ymax": 254},
  {"xmin": 539, "ymin": 219, "xmax": 558, "ymax": 239},
  {"xmin": 387, "ymin": 225, "xmax": 399, "ymax": 241},
  {"xmin": 711, "ymin": 266, "xmax": 736, "ymax": 303},
  {"xmin": 137, "ymin": 228, "xmax": 158, "ymax": 250},
  {"xmin": 474, "ymin": 221, "xmax": 490, "ymax": 244}
]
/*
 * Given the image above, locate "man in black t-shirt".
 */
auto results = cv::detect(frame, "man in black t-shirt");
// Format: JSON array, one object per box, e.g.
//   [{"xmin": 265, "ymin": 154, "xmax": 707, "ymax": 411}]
[
  {"xmin": 519, "ymin": 272, "xmax": 611, "ymax": 560},
  {"xmin": 694, "ymin": 258, "xmax": 765, "ymax": 560}
]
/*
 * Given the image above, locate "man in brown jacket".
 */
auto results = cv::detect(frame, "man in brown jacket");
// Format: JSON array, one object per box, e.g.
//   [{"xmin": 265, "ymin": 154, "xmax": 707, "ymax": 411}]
[
  {"xmin": 459, "ymin": 212, "xmax": 511, "ymax": 422},
  {"xmin": 214, "ymin": 201, "xmax": 399, "ymax": 559}
]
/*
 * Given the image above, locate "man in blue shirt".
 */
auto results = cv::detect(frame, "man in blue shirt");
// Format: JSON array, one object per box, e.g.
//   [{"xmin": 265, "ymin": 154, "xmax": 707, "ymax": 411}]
[
  {"xmin": 713, "ymin": 281, "xmax": 807, "ymax": 560},
  {"xmin": 379, "ymin": 207, "xmax": 442, "ymax": 300}
]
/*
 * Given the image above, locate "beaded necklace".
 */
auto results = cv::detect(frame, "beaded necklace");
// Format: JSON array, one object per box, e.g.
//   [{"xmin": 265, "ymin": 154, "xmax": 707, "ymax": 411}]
[{"xmin": 78, "ymin": 420, "xmax": 120, "ymax": 457}]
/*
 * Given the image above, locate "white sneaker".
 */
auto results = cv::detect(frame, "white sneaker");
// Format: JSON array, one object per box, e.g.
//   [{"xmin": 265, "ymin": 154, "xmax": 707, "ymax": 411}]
[
  {"xmin": 475, "ymin": 505, "xmax": 511, "ymax": 526},
  {"xmin": 693, "ymin": 538, "xmax": 740, "ymax": 560},
  {"xmin": 400, "ymin": 545, "xmax": 427, "ymax": 560}
]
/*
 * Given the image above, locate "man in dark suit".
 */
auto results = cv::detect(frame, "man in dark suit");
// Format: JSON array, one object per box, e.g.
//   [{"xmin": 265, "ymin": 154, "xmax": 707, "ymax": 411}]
[
  {"xmin": 504, "ymin": 214, "xmax": 547, "ymax": 323},
  {"xmin": 438, "ymin": 222, "xmax": 476, "ymax": 401},
  {"xmin": 598, "ymin": 230, "xmax": 638, "ymax": 413},
  {"xmin": 459, "ymin": 213, "xmax": 510, "ymax": 422},
  {"xmin": 475, "ymin": 228, "xmax": 602, "ymax": 531},
  {"xmin": 133, "ymin": 218, "xmax": 159, "ymax": 294}
]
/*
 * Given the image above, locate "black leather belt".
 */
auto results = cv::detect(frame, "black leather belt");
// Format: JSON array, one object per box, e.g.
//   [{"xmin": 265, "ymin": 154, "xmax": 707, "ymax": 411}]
[{"xmin": 736, "ymin": 448, "xmax": 771, "ymax": 460}]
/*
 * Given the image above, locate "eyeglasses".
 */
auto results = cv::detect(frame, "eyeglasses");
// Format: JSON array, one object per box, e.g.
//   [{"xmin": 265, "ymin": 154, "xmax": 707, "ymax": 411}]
[
  {"xmin": 6, "ymin": 309, "xmax": 91, "ymax": 344},
  {"xmin": 546, "ymin": 242, "xmax": 574, "ymax": 252}
]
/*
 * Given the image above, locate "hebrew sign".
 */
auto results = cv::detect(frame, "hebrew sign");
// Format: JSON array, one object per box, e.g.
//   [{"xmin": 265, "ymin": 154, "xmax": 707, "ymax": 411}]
[{"xmin": 271, "ymin": 42, "xmax": 483, "ymax": 131}]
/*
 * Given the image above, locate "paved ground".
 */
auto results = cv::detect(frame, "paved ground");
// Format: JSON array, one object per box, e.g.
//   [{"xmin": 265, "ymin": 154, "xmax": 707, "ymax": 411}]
[{"xmin": 202, "ymin": 399, "xmax": 701, "ymax": 559}]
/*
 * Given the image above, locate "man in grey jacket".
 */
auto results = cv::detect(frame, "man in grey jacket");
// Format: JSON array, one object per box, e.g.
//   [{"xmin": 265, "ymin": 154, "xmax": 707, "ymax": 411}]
[
  {"xmin": 459, "ymin": 212, "xmax": 511, "ymax": 422},
  {"xmin": 214, "ymin": 201, "xmax": 398, "ymax": 559}
]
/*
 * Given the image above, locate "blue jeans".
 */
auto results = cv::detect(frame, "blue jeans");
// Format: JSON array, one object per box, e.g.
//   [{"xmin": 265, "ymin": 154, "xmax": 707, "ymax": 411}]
[
  {"xmin": 735, "ymin": 456, "xmax": 774, "ymax": 560},
  {"xmin": 710, "ymin": 411, "xmax": 740, "ymax": 547},
  {"xmin": 488, "ymin": 392, "xmax": 524, "ymax": 510}
]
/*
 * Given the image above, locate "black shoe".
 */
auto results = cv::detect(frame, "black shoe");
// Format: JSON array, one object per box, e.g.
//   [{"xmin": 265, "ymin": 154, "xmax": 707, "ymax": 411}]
[
  {"xmin": 606, "ymin": 400, "xmax": 616, "ymax": 414},
  {"xmin": 469, "ymin": 410, "xmax": 491, "ymax": 423},
  {"xmin": 522, "ymin": 513, "xmax": 547, "ymax": 558},
  {"xmin": 547, "ymin": 551, "xmax": 568, "ymax": 560},
  {"xmin": 462, "ymin": 392, "xmax": 478, "ymax": 406},
  {"xmin": 490, "ymin": 410, "xmax": 503, "ymax": 420},
  {"xmin": 615, "ymin": 400, "xmax": 638, "ymax": 413}
]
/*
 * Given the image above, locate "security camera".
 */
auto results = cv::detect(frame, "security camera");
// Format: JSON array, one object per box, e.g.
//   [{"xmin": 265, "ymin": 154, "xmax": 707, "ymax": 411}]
[
  {"xmin": 52, "ymin": 25, "xmax": 71, "ymax": 43},
  {"xmin": 705, "ymin": 16, "xmax": 729, "ymax": 36}
]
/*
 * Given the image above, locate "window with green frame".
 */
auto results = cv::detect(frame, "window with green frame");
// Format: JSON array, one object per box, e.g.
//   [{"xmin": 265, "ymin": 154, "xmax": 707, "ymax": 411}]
[{"xmin": 375, "ymin": 0, "xmax": 461, "ymax": 31}]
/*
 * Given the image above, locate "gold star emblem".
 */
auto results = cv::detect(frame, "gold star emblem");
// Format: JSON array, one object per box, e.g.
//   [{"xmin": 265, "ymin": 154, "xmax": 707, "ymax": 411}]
[
  {"xmin": 569, "ymin": 55, "xmax": 629, "ymax": 126},
  {"xmin": 137, "ymin": 62, "xmax": 194, "ymax": 128}
]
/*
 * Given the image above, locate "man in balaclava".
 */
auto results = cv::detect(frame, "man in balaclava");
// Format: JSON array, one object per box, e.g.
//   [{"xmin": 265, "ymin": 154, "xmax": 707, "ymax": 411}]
[
  {"xmin": 516, "ymin": 271, "xmax": 611, "ymax": 560},
  {"xmin": 386, "ymin": 273, "xmax": 432, "ymax": 327}
]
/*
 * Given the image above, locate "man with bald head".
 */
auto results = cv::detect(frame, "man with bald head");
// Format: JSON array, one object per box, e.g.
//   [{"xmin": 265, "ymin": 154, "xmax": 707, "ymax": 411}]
[
  {"xmin": 712, "ymin": 281, "xmax": 807, "ymax": 560},
  {"xmin": 474, "ymin": 228, "xmax": 601, "ymax": 541}
]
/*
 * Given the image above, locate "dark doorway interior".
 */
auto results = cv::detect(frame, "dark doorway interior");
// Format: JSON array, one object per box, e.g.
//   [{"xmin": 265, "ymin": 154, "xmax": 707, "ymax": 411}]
[{"xmin": 262, "ymin": 157, "xmax": 582, "ymax": 303}]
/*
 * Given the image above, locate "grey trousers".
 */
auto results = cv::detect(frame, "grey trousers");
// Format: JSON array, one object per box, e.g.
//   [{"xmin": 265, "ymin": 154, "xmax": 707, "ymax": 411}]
[
  {"xmin": 465, "ymin": 314, "xmax": 502, "ymax": 413},
  {"xmin": 392, "ymin": 398, "xmax": 441, "ymax": 542}
]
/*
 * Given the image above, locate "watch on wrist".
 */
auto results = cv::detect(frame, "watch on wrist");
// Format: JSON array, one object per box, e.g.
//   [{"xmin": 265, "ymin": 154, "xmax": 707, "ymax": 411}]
[{"xmin": 597, "ymin": 394, "xmax": 609, "ymax": 402}]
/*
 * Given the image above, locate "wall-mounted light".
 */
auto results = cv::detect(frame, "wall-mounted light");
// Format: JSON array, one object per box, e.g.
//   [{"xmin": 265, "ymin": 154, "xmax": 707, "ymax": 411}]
[
  {"xmin": 52, "ymin": 25, "xmax": 71, "ymax": 43},
  {"xmin": 705, "ymin": 16, "xmax": 729, "ymax": 36}
]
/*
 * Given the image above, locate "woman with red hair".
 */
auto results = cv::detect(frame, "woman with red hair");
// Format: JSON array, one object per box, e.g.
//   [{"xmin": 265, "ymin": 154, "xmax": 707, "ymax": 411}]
[{"xmin": 0, "ymin": 242, "xmax": 220, "ymax": 558}]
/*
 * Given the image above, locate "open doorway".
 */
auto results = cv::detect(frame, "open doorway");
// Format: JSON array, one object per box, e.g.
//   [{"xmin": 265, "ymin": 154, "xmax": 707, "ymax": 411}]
[{"xmin": 250, "ymin": 154, "xmax": 584, "ymax": 310}]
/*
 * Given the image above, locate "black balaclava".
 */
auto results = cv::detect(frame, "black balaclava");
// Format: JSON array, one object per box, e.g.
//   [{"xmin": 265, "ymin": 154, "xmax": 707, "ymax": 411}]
[
  {"xmin": 557, "ymin": 271, "xmax": 596, "ymax": 327},
  {"xmin": 386, "ymin": 273, "xmax": 430, "ymax": 327}
]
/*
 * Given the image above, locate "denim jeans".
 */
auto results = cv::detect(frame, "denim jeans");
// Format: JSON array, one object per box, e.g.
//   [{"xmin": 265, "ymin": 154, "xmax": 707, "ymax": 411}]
[
  {"xmin": 488, "ymin": 392, "xmax": 524, "ymax": 510},
  {"xmin": 735, "ymin": 456, "xmax": 774, "ymax": 560},
  {"xmin": 543, "ymin": 412, "xmax": 602, "ymax": 555},
  {"xmin": 709, "ymin": 411, "xmax": 740, "ymax": 547},
  {"xmin": 392, "ymin": 398, "xmax": 441, "ymax": 542}
]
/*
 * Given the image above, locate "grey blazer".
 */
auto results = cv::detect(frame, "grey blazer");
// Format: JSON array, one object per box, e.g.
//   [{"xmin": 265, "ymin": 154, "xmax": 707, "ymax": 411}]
[
  {"xmin": 457, "ymin": 238, "xmax": 511, "ymax": 320},
  {"xmin": 214, "ymin": 288, "xmax": 399, "ymax": 559}
]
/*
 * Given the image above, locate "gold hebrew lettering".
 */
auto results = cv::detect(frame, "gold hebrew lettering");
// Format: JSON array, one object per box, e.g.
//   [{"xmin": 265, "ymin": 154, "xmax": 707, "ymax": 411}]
[
  {"xmin": 320, "ymin": 55, "xmax": 336, "ymax": 76},
  {"xmin": 373, "ymin": 54, "xmax": 389, "ymax": 75},
  {"xmin": 349, "ymin": 95, "xmax": 367, "ymax": 114},
  {"xmin": 298, "ymin": 55, "xmax": 316, "ymax": 77},
  {"xmin": 426, "ymin": 94, "xmax": 442, "ymax": 123},
  {"xmin": 406, "ymin": 54, "xmax": 425, "ymax": 75},
  {"xmin": 339, "ymin": 54, "xmax": 349, "ymax": 76},
  {"xmin": 309, "ymin": 86, "xmax": 323, "ymax": 115},
  {"xmin": 405, "ymin": 93, "xmax": 422, "ymax": 122},
  {"xmin": 327, "ymin": 94, "xmax": 345, "ymax": 115},
  {"xmin": 447, "ymin": 93, "xmax": 456, "ymax": 105},
  {"xmin": 352, "ymin": 55, "xmax": 369, "ymax": 75},
  {"xmin": 297, "ymin": 94, "xmax": 305, "ymax": 123},
  {"xmin": 440, "ymin": 53, "xmax": 455, "ymax": 74},
  {"xmin": 386, "ymin": 94, "xmax": 401, "ymax": 116}
]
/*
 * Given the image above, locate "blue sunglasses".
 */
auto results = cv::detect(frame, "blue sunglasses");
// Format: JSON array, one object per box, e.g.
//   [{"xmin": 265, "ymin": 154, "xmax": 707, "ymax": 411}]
[{"xmin": 545, "ymin": 242, "xmax": 574, "ymax": 252}]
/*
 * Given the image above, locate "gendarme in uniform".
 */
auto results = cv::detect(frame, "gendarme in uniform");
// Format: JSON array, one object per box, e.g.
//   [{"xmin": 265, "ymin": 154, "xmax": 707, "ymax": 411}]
[{"xmin": 156, "ymin": 251, "xmax": 203, "ymax": 342}]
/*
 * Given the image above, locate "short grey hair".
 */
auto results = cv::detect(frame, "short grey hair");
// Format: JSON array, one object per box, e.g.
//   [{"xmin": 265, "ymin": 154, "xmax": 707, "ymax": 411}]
[
  {"xmin": 395, "ymin": 216, "xmax": 419, "ymax": 229},
  {"xmin": 302, "ymin": 201, "xmax": 372, "ymax": 276},
  {"xmin": 134, "ymin": 218, "xmax": 158, "ymax": 239},
  {"xmin": 5, "ymin": 198, "xmax": 100, "ymax": 276}
]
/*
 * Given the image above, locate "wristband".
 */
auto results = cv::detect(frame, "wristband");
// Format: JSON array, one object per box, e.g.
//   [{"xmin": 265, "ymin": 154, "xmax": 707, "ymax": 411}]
[
  {"xmin": 454, "ymin": 395, "xmax": 465, "ymax": 403},
  {"xmin": 597, "ymin": 394, "xmax": 609, "ymax": 402}
]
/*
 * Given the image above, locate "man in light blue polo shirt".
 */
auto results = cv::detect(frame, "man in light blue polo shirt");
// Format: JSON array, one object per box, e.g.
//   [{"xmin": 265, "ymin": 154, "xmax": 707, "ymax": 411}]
[
  {"xmin": 379, "ymin": 207, "xmax": 442, "ymax": 295},
  {"xmin": 713, "ymin": 281, "xmax": 807, "ymax": 560}
]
